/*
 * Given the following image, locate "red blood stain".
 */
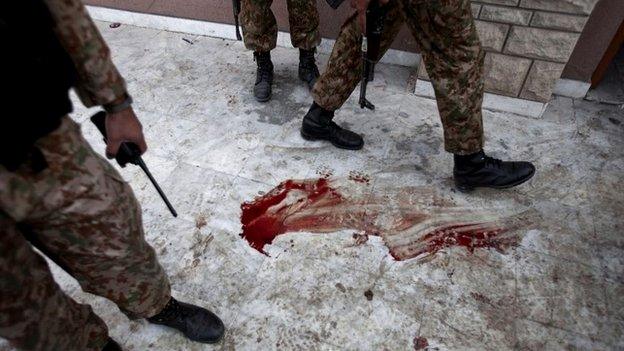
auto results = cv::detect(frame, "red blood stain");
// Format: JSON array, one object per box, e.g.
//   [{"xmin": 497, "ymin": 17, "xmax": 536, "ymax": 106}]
[
  {"xmin": 348, "ymin": 170, "xmax": 370, "ymax": 184},
  {"xmin": 240, "ymin": 178, "xmax": 343, "ymax": 254},
  {"xmin": 413, "ymin": 336, "xmax": 428, "ymax": 350},
  {"xmin": 240, "ymin": 178, "xmax": 531, "ymax": 260},
  {"xmin": 387, "ymin": 222, "xmax": 511, "ymax": 261},
  {"xmin": 316, "ymin": 167, "xmax": 334, "ymax": 179},
  {"xmin": 421, "ymin": 224, "xmax": 507, "ymax": 253}
]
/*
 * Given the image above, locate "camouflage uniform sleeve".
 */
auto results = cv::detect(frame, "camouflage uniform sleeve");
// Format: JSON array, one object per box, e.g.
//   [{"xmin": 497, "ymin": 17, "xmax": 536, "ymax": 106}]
[{"xmin": 43, "ymin": 0, "xmax": 127, "ymax": 107}]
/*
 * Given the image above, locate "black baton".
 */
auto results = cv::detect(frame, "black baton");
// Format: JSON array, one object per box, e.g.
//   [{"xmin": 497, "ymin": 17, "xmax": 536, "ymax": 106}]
[{"xmin": 91, "ymin": 111, "xmax": 178, "ymax": 217}]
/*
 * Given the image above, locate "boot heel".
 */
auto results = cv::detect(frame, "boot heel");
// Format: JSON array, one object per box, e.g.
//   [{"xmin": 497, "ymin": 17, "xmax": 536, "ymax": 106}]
[
  {"xmin": 455, "ymin": 179, "xmax": 475, "ymax": 193},
  {"xmin": 300, "ymin": 129, "xmax": 319, "ymax": 141}
]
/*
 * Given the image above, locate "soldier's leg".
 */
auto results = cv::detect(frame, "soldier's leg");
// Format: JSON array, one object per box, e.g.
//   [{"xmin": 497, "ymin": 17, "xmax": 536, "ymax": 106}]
[
  {"xmin": 400, "ymin": 0, "xmax": 485, "ymax": 154},
  {"xmin": 0, "ymin": 212, "xmax": 109, "ymax": 351},
  {"xmin": 286, "ymin": 0, "xmax": 321, "ymax": 50},
  {"xmin": 311, "ymin": 4, "xmax": 404, "ymax": 111},
  {"xmin": 1, "ymin": 117, "xmax": 223, "ymax": 344},
  {"xmin": 302, "ymin": 4, "xmax": 404, "ymax": 150},
  {"xmin": 401, "ymin": 0, "xmax": 535, "ymax": 190},
  {"xmin": 286, "ymin": 0, "xmax": 322, "ymax": 88},
  {"xmin": 240, "ymin": 0, "xmax": 277, "ymax": 52},
  {"xmin": 15, "ymin": 117, "xmax": 171, "ymax": 319},
  {"xmin": 240, "ymin": 0, "xmax": 277, "ymax": 102}
]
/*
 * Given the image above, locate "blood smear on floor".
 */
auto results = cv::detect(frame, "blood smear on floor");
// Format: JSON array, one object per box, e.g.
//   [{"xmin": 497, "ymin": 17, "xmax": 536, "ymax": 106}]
[
  {"xmin": 240, "ymin": 178, "xmax": 536, "ymax": 261},
  {"xmin": 413, "ymin": 336, "xmax": 428, "ymax": 350}
]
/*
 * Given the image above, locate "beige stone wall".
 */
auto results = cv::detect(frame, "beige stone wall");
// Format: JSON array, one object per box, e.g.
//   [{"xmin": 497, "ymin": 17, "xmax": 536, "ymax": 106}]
[{"xmin": 418, "ymin": 0, "xmax": 600, "ymax": 102}]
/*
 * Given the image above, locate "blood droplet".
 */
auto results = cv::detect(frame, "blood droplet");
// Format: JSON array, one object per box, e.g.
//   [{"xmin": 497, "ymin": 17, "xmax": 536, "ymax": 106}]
[
  {"xmin": 348, "ymin": 171, "xmax": 370, "ymax": 184},
  {"xmin": 413, "ymin": 336, "xmax": 428, "ymax": 350}
]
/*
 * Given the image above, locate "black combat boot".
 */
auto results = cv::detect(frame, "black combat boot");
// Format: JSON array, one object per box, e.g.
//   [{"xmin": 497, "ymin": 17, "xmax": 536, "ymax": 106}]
[
  {"xmin": 300, "ymin": 102, "xmax": 364, "ymax": 150},
  {"xmin": 102, "ymin": 338, "xmax": 122, "ymax": 351},
  {"xmin": 453, "ymin": 150, "xmax": 535, "ymax": 192},
  {"xmin": 253, "ymin": 51, "xmax": 274, "ymax": 102},
  {"xmin": 299, "ymin": 48, "xmax": 320, "ymax": 89},
  {"xmin": 147, "ymin": 298, "xmax": 224, "ymax": 344}
]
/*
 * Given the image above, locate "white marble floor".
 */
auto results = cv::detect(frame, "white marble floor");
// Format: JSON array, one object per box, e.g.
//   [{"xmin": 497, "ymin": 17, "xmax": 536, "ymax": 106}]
[{"xmin": 5, "ymin": 21, "xmax": 624, "ymax": 351}]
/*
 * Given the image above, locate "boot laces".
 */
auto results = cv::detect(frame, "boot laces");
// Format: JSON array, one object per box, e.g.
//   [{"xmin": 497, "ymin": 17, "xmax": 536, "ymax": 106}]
[
  {"xmin": 327, "ymin": 121, "xmax": 347, "ymax": 137},
  {"xmin": 257, "ymin": 66, "xmax": 271, "ymax": 81},
  {"xmin": 483, "ymin": 155, "xmax": 503, "ymax": 169},
  {"xmin": 255, "ymin": 54, "xmax": 272, "ymax": 80},
  {"xmin": 300, "ymin": 51, "xmax": 319, "ymax": 73},
  {"xmin": 300, "ymin": 49, "xmax": 315, "ymax": 62}
]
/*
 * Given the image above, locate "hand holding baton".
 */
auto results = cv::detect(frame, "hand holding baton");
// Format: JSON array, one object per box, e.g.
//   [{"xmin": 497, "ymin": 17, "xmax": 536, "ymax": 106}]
[{"xmin": 91, "ymin": 111, "xmax": 178, "ymax": 217}]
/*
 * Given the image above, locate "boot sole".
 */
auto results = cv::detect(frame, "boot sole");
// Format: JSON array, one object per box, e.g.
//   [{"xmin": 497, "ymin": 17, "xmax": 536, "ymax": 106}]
[
  {"xmin": 151, "ymin": 322, "xmax": 225, "ymax": 345},
  {"xmin": 455, "ymin": 167, "xmax": 536, "ymax": 193},
  {"xmin": 300, "ymin": 129, "xmax": 364, "ymax": 151},
  {"xmin": 254, "ymin": 93, "xmax": 272, "ymax": 103},
  {"xmin": 192, "ymin": 332, "xmax": 224, "ymax": 344}
]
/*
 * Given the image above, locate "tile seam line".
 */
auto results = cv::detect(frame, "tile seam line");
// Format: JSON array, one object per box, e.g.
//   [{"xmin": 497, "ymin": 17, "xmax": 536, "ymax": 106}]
[
  {"xmin": 162, "ymin": 160, "xmax": 242, "ymax": 185},
  {"xmin": 523, "ymin": 317, "xmax": 611, "ymax": 342},
  {"xmin": 472, "ymin": 2, "xmax": 594, "ymax": 17},
  {"xmin": 478, "ymin": 18, "xmax": 584, "ymax": 33},
  {"xmin": 515, "ymin": 246, "xmax": 615, "ymax": 276},
  {"xmin": 517, "ymin": 60, "xmax": 535, "ymax": 98}
]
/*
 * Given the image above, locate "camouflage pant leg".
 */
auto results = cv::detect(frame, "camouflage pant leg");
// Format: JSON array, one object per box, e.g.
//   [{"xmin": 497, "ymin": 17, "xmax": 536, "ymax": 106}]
[
  {"xmin": 0, "ymin": 213, "xmax": 109, "ymax": 351},
  {"xmin": 0, "ymin": 117, "xmax": 171, "ymax": 320},
  {"xmin": 402, "ymin": 0, "xmax": 485, "ymax": 154},
  {"xmin": 311, "ymin": 3, "xmax": 405, "ymax": 111},
  {"xmin": 241, "ymin": 0, "xmax": 320, "ymax": 51},
  {"xmin": 285, "ymin": 0, "xmax": 321, "ymax": 50},
  {"xmin": 240, "ymin": 0, "xmax": 278, "ymax": 52}
]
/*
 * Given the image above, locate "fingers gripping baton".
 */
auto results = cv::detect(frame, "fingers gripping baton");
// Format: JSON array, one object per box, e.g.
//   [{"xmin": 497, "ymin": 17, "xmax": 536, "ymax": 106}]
[
  {"xmin": 91, "ymin": 111, "xmax": 178, "ymax": 217},
  {"xmin": 233, "ymin": 0, "xmax": 242, "ymax": 40},
  {"xmin": 359, "ymin": 1, "xmax": 386, "ymax": 110}
]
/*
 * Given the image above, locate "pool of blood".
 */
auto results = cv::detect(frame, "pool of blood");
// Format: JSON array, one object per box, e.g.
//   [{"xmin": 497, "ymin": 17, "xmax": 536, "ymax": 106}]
[
  {"xmin": 240, "ymin": 178, "xmax": 524, "ymax": 260},
  {"xmin": 240, "ymin": 178, "xmax": 343, "ymax": 254}
]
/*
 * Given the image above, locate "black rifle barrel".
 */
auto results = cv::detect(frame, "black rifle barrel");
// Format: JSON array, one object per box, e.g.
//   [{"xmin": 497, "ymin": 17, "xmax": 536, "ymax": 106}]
[
  {"xmin": 233, "ymin": 0, "xmax": 242, "ymax": 40},
  {"xmin": 359, "ymin": 39, "xmax": 375, "ymax": 110},
  {"xmin": 358, "ymin": 1, "xmax": 385, "ymax": 110}
]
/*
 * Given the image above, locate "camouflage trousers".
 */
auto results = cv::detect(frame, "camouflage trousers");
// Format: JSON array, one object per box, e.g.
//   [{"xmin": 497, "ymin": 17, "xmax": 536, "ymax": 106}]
[
  {"xmin": 240, "ymin": 0, "xmax": 321, "ymax": 52},
  {"xmin": 312, "ymin": 0, "xmax": 486, "ymax": 154},
  {"xmin": 0, "ymin": 117, "xmax": 171, "ymax": 351}
]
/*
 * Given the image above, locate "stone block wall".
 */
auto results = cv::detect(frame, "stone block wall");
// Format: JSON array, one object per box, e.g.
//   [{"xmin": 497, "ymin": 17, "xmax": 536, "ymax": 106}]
[{"xmin": 418, "ymin": 0, "xmax": 599, "ymax": 102}]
